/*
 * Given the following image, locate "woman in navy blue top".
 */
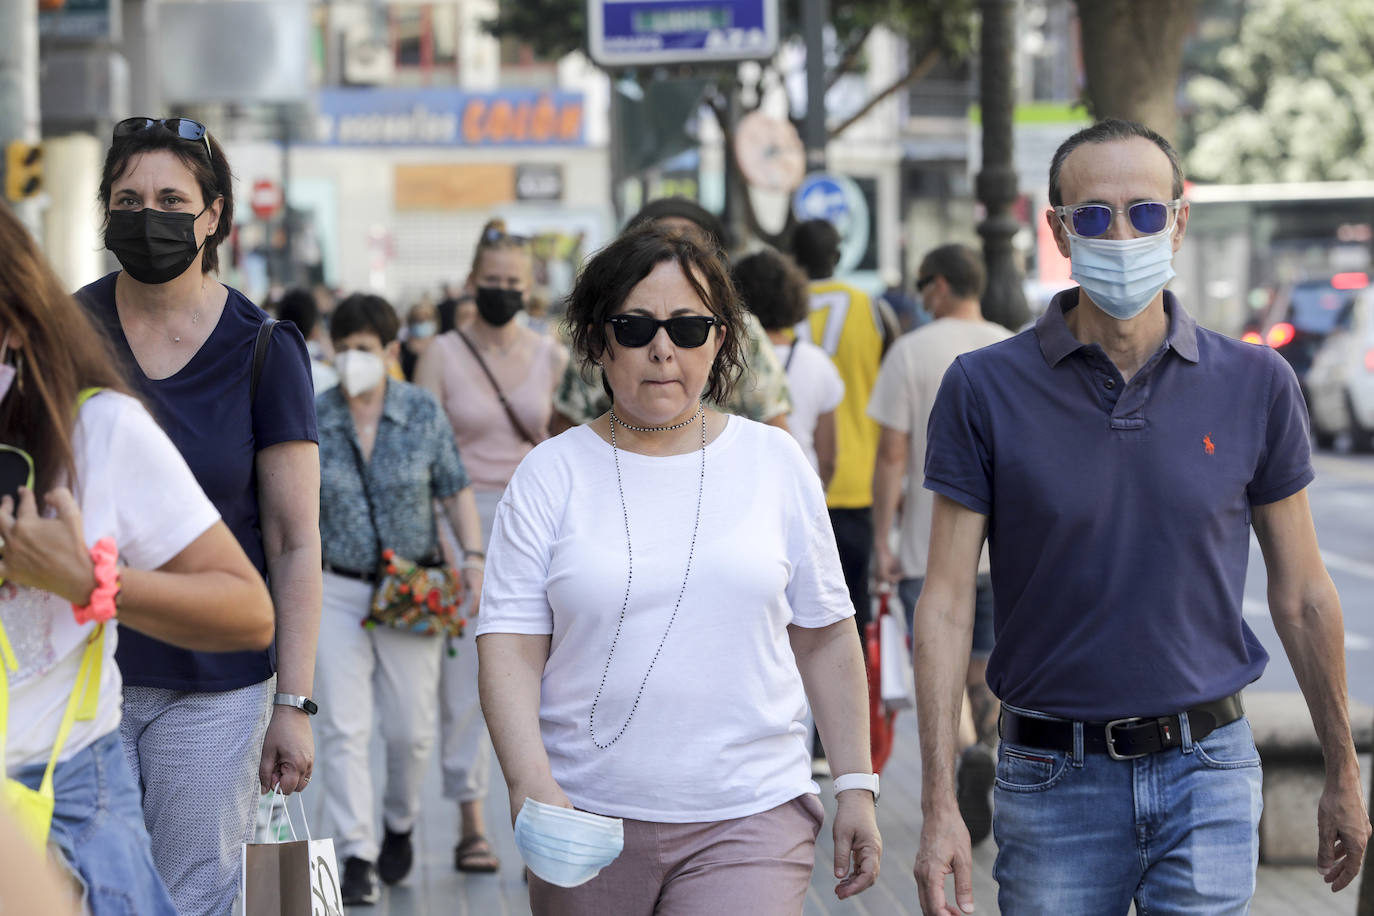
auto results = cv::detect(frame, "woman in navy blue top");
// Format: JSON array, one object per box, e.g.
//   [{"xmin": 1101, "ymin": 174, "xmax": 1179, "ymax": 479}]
[{"xmin": 76, "ymin": 119, "xmax": 321, "ymax": 916}]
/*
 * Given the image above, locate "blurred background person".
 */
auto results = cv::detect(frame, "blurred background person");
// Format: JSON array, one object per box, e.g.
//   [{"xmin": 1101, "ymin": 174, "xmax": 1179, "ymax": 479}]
[
  {"xmin": 314, "ymin": 293, "xmax": 485, "ymax": 905},
  {"xmin": 275, "ymin": 286, "xmax": 338, "ymax": 394},
  {"xmin": 731, "ymin": 248, "xmax": 843, "ymax": 488},
  {"xmin": 478, "ymin": 225, "xmax": 880, "ymax": 914},
  {"xmin": 0, "ymin": 200, "xmax": 275, "ymax": 916},
  {"xmin": 789, "ymin": 219, "xmax": 899, "ymax": 639},
  {"xmin": 399, "ymin": 299, "xmax": 439, "ymax": 382},
  {"xmin": 76, "ymin": 118, "xmax": 322, "ymax": 916},
  {"xmin": 414, "ymin": 218, "xmax": 568, "ymax": 874},
  {"xmin": 868, "ymin": 243, "xmax": 1010, "ymax": 846},
  {"xmin": 550, "ymin": 197, "xmax": 793, "ymax": 434}
]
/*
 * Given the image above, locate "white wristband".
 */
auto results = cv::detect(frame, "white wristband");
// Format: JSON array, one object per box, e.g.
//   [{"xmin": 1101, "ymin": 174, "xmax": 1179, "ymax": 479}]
[{"xmin": 832, "ymin": 772, "xmax": 880, "ymax": 800}]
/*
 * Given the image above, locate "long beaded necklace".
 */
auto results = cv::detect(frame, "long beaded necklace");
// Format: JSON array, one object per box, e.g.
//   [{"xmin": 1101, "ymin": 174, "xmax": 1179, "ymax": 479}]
[{"xmin": 588, "ymin": 405, "xmax": 707, "ymax": 749}]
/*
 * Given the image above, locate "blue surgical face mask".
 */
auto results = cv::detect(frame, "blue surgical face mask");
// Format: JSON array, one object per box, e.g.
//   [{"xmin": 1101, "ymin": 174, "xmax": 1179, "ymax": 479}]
[
  {"xmin": 409, "ymin": 321, "xmax": 437, "ymax": 340},
  {"xmin": 1068, "ymin": 229, "xmax": 1176, "ymax": 321},
  {"xmin": 513, "ymin": 798, "xmax": 624, "ymax": 888}
]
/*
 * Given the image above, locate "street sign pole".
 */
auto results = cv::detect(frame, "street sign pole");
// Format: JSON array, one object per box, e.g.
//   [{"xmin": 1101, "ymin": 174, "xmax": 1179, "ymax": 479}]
[{"xmin": 802, "ymin": 0, "xmax": 827, "ymax": 170}]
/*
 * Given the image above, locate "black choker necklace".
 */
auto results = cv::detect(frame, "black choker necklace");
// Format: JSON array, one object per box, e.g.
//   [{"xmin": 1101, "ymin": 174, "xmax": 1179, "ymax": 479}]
[{"xmin": 609, "ymin": 406, "xmax": 703, "ymax": 433}]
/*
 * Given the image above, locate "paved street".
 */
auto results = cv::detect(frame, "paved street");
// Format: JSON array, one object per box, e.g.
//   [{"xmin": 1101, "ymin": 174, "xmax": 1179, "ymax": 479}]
[{"xmin": 297, "ymin": 448, "xmax": 1374, "ymax": 916}]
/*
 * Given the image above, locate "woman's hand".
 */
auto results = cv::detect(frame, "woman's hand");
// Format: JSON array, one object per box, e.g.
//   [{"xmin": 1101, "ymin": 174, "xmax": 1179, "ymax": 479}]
[
  {"xmin": 507, "ymin": 775, "xmax": 573, "ymax": 827},
  {"xmin": 462, "ymin": 565, "xmax": 483, "ymax": 618},
  {"xmin": 832, "ymin": 791, "xmax": 882, "ymax": 899},
  {"xmin": 0, "ymin": 488, "xmax": 96, "ymax": 605}
]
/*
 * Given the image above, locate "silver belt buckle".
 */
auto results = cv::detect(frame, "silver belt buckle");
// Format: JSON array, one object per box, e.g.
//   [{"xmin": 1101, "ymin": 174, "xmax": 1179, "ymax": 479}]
[{"xmin": 1105, "ymin": 717, "xmax": 1149, "ymax": 761}]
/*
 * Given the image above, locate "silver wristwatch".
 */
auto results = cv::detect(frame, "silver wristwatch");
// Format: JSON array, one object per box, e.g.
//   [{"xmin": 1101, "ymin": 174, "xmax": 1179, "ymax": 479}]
[
  {"xmin": 832, "ymin": 772, "xmax": 880, "ymax": 800},
  {"xmin": 273, "ymin": 693, "xmax": 318, "ymax": 715}
]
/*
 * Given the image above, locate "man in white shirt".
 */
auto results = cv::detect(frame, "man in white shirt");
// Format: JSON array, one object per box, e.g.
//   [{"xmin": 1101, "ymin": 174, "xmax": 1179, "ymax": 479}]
[{"xmin": 868, "ymin": 244, "xmax": 1011, "ymax": 844}]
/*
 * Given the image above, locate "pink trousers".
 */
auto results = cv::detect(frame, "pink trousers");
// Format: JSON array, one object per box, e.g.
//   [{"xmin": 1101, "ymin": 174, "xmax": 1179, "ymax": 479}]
[{"xmin": 528, "ymin": 794, "xmax": 824, "ymax": 916}]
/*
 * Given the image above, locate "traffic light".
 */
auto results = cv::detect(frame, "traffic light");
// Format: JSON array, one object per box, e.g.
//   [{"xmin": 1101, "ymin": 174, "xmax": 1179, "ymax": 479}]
[{"xmin": 5, "ymin": 142, "xmax": 43, "ymax": 202}]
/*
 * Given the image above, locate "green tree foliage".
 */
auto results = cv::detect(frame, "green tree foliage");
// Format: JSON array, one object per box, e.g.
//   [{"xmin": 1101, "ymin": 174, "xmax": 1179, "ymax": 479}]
[{"xmin": 1182, "ymin": 0, "xmax": 1374, "ymax": 183}]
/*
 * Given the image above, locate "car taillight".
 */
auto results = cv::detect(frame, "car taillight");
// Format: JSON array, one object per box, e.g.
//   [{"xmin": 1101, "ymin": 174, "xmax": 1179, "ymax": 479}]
[
  {"xmin": 1267, "ymin": 322, "xmax": 1296, "ymax": 348},
  {"xmin": 1365, "ymin": 348, "xmax": 1374, "ymax": 372},
  {"xmin": 1332, "ymin": 272, "xmax": 1370, "ymax": 290},
  {"xmin": 1241, "ymin": 331, "xmax": 1263, "ymax": 345}
]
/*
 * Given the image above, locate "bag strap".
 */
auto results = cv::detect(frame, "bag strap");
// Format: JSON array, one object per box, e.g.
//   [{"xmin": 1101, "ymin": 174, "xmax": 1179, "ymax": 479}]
[
  {"xmin": 453, "ymin": 330, "xmax": 540, "ymax": 447},
  {"xmin": 250, "ymin": 318, "xmax": 279, "ymax": 406},
  {"xmin": 344, "ymin": 432, "xmax": 386, "ymax": 566}
]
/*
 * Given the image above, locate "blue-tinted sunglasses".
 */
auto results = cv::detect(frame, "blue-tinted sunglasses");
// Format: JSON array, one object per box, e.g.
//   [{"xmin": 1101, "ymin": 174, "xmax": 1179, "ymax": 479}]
[
  {"xmin": 113, "ymin": 117, "xmax": 213, "ymax": 161},
  {"xmin": 1054, "ymin": 199, "xmax": 1181, "ymax": 239}
]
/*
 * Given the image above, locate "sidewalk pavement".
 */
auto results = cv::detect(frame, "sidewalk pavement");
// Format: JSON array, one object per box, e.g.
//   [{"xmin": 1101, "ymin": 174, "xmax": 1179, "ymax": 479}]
[{"xmin": 298, "ymin": 696, "xmax": 1358, "ymax": 915}]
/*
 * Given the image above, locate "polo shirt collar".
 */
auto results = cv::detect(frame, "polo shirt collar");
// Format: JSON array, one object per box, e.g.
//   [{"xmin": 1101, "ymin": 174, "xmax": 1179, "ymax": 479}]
[
  {"xmin": 1035, "ymin": 287, "xmax": 1200, "ymax": 367},
  {"xmin": 317, "ymin": 379, "xmax": 410, "ymax": 430}
]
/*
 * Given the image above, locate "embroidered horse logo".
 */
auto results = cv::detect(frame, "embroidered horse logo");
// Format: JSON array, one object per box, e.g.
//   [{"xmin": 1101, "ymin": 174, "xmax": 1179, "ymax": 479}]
[{"xmin": 1203, "ymin": 434, "xmax": 1215, "ymax": 455}]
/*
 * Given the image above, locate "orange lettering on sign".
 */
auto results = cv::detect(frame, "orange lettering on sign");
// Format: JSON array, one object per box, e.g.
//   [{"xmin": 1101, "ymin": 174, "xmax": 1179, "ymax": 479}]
[
  {"xmin": 558, "ymin": 102, "xmax": 583, "ymax": 142},
  {"xmin": 511, "ymin": 101, "xmax": 531, "ymax": 141},
  {"xmin": 531, "ymin": 96, "xmax": 555, "ymax": 142},
  {"xmin": 487, "ymin": 101, "xmax": 513, "ymax": 143},
  {"xmin": 462, "ymin": 100, "xmax": 486, "ymax": 144}
]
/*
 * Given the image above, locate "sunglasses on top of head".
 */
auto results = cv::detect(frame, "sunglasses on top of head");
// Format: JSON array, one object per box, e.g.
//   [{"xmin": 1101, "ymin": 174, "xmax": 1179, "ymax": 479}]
[
  {"xmin": 1053, "ymin": 198, "xmax": 1182, "ymax": 239},
  {"xmin": 112, "ymin": 117, "xmax": 213, "ymax": 161},
  {"xmin": 606, "ymin": 314, "xmax": 720, "ymax": 348}
]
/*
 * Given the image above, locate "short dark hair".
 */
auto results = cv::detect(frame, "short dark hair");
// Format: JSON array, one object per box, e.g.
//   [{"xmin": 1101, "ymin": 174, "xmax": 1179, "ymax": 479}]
[
  {"xmin": 274, "ymin": 288, "xmax": 318, "ymax": 339},
  {"xmin": 1048, "ymin": 118, "xmax": 1185, "ymax": 207},
  {"xmin": 626, "ymin": 197, "xmax": 730, "ymax": 252},
  {"xmin": 564, "ymin": 224, "xmax": 746, "ymax": 406},
  {"xmin": 330, "ymin": 293, "xmax": 400, "ymax": 346},
  {"xmin": 789, "ymin": 219, "xmax": 841, "ymax": 280},
  {"xmin": 918, "ymin": 244, "xmax": 986, "ymax": 301},
  {"xmin": 99, "ymin": 123, "xmax": 234, "ymax": 274},
  {"xmin": 731, "ymin": 248, "xmax": 810, "ymax": 331}
]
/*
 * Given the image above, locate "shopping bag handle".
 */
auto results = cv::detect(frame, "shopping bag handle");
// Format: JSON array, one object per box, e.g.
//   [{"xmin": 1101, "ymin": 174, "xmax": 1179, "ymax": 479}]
[{"xmin": 267, "ymin": 786, "xmax": 315, "ymax": 843}]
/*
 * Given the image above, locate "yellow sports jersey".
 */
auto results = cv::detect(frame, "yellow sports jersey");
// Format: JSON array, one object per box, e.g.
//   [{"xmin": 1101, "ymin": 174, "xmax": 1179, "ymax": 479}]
[{"xmin": 798, "ymin": 279, "xmax": 892, "ymax": 508}]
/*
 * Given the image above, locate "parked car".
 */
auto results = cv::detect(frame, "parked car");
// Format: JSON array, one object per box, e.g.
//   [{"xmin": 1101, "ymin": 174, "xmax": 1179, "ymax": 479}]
[
  {"xmin": 1241, "ymin": 274, "xmax": 1367, "ymax": 395},
  {"xmin": 1304, "ymin": 287, "xmax": 1374, "ymax": 451}
]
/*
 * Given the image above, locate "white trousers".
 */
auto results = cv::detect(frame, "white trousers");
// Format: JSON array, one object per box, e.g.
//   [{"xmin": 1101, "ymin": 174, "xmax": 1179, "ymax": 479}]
[
  {"xmin": 314, "ymin": 572, "xmax": 443, "ymax": 861},
  {"xmin": 440, "ymin": 487, "xmax": 502, "ymax": 802}
]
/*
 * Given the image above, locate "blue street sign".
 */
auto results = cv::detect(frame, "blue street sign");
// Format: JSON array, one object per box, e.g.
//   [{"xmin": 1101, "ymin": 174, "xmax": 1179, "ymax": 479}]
[
  {"xmin": 792, "ymin": 172, "xmax": 870, "ymax": 275},
  {"xmin": 588, "ymin": 0, "xmax": 778, "ymax": 67}
]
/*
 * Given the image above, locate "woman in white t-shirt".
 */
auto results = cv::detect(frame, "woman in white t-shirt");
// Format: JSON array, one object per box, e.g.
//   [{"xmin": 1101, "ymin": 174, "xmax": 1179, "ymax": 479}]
[
  {"xmin": 477, "ymin": 225, "xmax": 881, "ymax": 915},
  {"xmin": 0, "ymin": 204, "xmax": 274, "ymax": 915},
  {"xmin": 732, "ymin": 248, "xmax": 844, "ymax": 487}
]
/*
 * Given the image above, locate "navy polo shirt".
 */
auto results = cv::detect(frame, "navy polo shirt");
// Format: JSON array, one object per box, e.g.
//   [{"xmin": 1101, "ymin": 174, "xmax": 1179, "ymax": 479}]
[
  {"xmin": 925, "ymin": 288, "xmax": 1313, "ymax": 721},
  {"xmin": 78, "ymin": 271, "xmax": 318, "ymax": 692}
]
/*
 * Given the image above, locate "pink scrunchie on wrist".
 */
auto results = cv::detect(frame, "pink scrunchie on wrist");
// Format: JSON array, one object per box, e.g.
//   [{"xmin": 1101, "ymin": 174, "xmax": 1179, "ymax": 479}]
[{"xmin": 72, "ymin": 537, "xmax": 119, "ymax": 625}]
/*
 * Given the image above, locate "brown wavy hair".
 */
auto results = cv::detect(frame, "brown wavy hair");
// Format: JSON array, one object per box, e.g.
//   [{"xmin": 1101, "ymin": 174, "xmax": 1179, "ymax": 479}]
[
  {"xmin": 563, "ymin": 224, "xmax": 746, "ymax": 406},
  {"xmin": 0, "ymin": 203, "xmax": 134, "ymax": 493}
]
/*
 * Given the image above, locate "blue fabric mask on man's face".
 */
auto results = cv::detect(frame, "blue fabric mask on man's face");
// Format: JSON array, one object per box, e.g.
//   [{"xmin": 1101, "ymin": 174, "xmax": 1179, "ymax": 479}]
[
  {"xmin": 514, "ymin": 798, "xmax": 624, "ymax": 888},
  {"xmin": 1068, "ymin": 229, "xmax": 1176, "ymax": 321}
]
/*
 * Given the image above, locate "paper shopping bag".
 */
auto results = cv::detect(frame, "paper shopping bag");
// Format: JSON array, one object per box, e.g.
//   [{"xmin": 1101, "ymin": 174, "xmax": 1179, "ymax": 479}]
[
  {"xmin": 879, "ymin": 610, "xmax": 916, "ymax": 712},
  {"xmin": 241, "ymin": 790, "xmax": 345, "ymax": 916}
]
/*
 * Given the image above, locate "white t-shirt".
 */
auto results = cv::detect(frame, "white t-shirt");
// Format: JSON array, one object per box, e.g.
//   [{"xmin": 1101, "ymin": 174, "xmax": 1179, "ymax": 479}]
[
  {"xmin": 476, "ymin": 418, "xmax": 854, "ymax": 822},
  {"xmin": 867, "ymin": 318, "xmax": 1011, "ymax": 577},
  {"xmin": 3, "ymin": 392, "xmax": 219, "ymax": 772},
  {"xmin": 772, "ymin": 339, "xmax": 845, "ymax": 474}
]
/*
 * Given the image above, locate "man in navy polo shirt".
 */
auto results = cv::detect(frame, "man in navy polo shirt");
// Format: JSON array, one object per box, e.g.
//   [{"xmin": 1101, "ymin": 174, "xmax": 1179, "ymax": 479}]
[{"xmin": 911, "ymin": 119, "xmax": 1371, "ymax": 915}]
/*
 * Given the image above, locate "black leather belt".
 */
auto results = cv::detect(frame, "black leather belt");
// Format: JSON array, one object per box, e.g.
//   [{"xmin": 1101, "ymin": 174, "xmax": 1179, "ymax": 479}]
[
  {"xmin": 322, "ymin": 564, "xmax": 377, "ymax": 584},
  {"xmin": 1000, "ymin": 693, "xmax": 1245, "ymax": 761}
]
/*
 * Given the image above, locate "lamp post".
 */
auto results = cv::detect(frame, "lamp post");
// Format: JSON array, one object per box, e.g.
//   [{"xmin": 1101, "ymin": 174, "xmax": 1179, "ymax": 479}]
[{"xmin": 976, "ymin": 0, "xmax": 1029, "ymax": 330}]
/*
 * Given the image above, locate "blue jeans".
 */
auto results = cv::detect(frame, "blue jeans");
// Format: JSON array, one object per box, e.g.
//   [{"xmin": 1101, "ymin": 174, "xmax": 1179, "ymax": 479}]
[
  {"xmin": 12, "ymin": 730, "xmax": 177, "ymax": 915},
  {"xmin": 992, "ymin": 709, "xmax": 1262, "ymax": 915},
  {"xmin": 900, "ymin": 574, "xmax": 994, "ymax": 657}
]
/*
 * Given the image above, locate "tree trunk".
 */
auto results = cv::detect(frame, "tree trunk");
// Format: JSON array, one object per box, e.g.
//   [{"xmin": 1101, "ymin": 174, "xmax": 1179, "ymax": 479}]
[{"xmin": 1073, "ymin": 0, "xmax": 1200, "ymax": 145}]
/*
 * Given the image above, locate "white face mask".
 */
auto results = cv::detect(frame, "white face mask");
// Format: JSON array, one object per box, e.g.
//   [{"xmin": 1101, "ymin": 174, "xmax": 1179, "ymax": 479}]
[
  {"xmin": 513, "ymin": 798, "xmax": 624, "ymax": 888},
  {"xmin": 333, "ymin": 349, "xmax": 386, "ymax": 397},
  {"xmin": 1068, "ymin": 229, "xmax": 1176, "ymax": 321}
]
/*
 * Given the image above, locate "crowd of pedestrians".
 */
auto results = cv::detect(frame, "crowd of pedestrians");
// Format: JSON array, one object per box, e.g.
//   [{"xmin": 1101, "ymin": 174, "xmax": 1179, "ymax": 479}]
[{"xmin": 0, "ymin": 112, "xmax": 1369, "ymax": 916}]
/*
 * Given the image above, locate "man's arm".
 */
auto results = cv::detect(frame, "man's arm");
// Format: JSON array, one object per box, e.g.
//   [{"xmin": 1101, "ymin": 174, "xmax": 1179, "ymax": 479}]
[
  {"xmin": 912, "ymin": 493, "xmax": 987, "ymax": 916},
  {"xmin": 815, "ymin": 409, "xmax": 838, "ymax": 490},
  {"xmin": 871, "ymin": 425, "xmax": 908, "ymax": 585},
  {"xmin": 1253, "ymin": 488, "xmax": 1371, "ymax": 892}
]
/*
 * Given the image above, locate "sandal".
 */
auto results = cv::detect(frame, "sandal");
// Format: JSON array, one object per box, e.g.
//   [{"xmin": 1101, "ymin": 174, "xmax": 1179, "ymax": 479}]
[{"xmin": 454, "ymin": 834, "xmax": 500, "ymax": 873}]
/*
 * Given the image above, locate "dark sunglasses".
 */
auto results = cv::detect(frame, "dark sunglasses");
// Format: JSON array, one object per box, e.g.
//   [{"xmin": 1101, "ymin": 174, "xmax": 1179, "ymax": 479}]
[
  {"xmin": 1053, "ymin": 199, "xmax": 1180, "ymax": 239},
  {"xmin": 606, "ymin": 314, "xmax": 720, "ymax": 348},
  {"xmin": 113, "ymin": 117, "xmax": 213, "ymax": 161}
]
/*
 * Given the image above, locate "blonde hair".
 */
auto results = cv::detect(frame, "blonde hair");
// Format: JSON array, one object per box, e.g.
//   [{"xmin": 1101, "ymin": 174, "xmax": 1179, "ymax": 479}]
[{"xmin": 470, "ymin": 218, "xmax": 531, "ymax": 276}]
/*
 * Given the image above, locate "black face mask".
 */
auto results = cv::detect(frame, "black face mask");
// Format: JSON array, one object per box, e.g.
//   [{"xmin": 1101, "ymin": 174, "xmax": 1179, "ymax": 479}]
[
  {"xmin": 475, "ymin": 286, "xmax": 525, "ymax": 327},
  {"xmin": 105, "ymin": 206, "xmax": 208, "ymax": 285}
]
